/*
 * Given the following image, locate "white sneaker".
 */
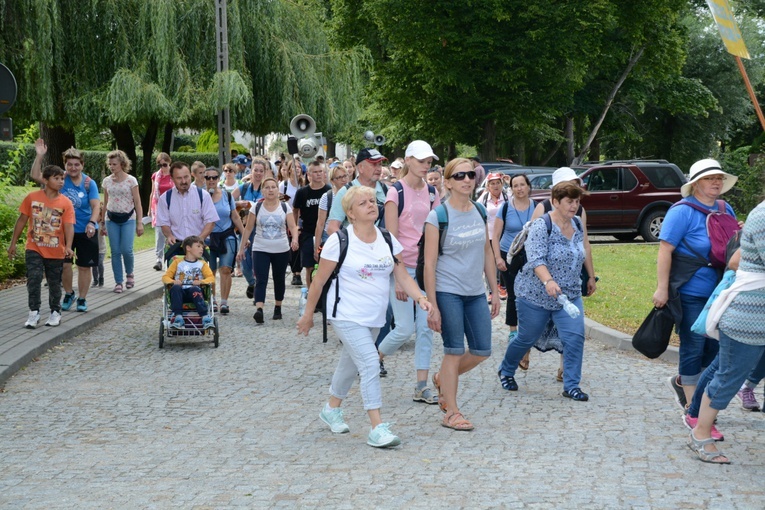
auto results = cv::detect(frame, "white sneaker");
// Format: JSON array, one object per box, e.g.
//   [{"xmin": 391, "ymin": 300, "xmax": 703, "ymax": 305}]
[
  {"xmin": 319, "ymin": 405, "xmax": 350, "ymax": 434},
  {"xmin": 25, "ymin": 310, "xmax": 40, "ymax": 329},
  {"xmin": 367, "ymin": 423, "xmax": 401, "ymax": 448},
  {"xmin": 45, "ymin": 311, "xmax": 61, "ymax": 327}
]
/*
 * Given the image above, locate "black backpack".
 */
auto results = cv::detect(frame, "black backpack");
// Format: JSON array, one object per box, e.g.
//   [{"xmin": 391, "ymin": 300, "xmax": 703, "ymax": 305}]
[
  {"xmin": 415, "ymin": 201, "xmax": 487, "ymax": 286},
  {"xmin": 343, "ymin": 181, "xmax": 389, "ymax": 228}
]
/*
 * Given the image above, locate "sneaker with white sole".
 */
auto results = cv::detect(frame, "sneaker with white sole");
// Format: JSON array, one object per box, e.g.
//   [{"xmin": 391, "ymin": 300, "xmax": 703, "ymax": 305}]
[
  {"xmin": 413, "ymin": 386, "xmax": 439, "ymax": 405},
  {"xmin": 170, "ymin": 316, "xmax": 185, "ymax": 329},
  {"xmin": 737, "ymin": 387, "xmax": 761, "ymax": 411},
  {"xmin": 319, "ymin": 406, "xmax": 350, "ymax": 434},
  {"xmin": 666, "ymin": 375, "xmax": 687, "ymax": 411},
  {"xmin": 45, "ymin": 311, "xmax": 61, "ymax": 327},
  {"xmin": 25, "ymin": 310, "xmax": 40, "ymax": 329},
  {"xmin": 367, "ymin": 423, "xmax": 401, "ymax": 448},
  {"xmin": 683, "ymin": 413, "xmax": 724, "ymax": 441}
]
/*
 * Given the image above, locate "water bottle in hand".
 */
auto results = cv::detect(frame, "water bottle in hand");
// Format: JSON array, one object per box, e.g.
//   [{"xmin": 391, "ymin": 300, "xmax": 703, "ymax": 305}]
[
  {"xmin": 557, "ymin": 294, "xmax": 580, "ymax": 319},
  {"xmin": 299, "ymin": 287, "xmax": 308, "ymax": 317}
]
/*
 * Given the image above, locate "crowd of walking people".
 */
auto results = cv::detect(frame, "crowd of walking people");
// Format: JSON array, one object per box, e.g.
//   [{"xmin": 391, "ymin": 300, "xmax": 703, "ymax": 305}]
[{"xmin": 8, "ymin": 139, "xmax": 765, "ymax": 460}]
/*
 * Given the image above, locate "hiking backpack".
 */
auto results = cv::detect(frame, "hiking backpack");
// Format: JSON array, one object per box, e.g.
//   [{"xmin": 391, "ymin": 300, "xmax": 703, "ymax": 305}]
[{"xmin": 672, "ymin": 200, "xmax": 739, "ymax": 269}]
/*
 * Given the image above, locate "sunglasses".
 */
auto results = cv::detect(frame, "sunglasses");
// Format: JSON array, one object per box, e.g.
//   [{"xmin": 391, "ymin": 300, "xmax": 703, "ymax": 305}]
[
  {"xmin": 451, "ymin": 171, "xmax": 476, "ymax": 181},
  {"xmin": 204, "ymin": 175, "xmax": 220, "ymax": 180},
  {"xmin": 158, "ymin": 163, "xmax": 169, "ymax": 168},
  {"xmin": 333, "ymin": 174, "xmax": 348, "ymax": 180}
]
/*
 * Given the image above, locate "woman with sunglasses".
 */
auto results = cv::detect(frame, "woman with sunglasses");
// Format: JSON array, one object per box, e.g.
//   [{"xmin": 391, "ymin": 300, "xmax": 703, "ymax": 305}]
[
  {"xmin": 424, "ymin": 158, "xmax": 500, "ymax": 431},
  {"xmin": 219, "ymin": 163, "xmax": 240, "ymax": 193},
  {"xmin": 204, "ymin": 167, "xmax": 245, "ymax": 315},
  {"xmin": 150, "ymin": 153, "xmax": 173, "ymax": 270},
  {"xmin": 314, "ymin": 163, "xmax": 350, "ymax": 261}
]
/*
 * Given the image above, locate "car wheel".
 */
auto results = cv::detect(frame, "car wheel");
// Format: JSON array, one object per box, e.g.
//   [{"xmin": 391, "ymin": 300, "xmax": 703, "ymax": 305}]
[
  {"xmin": 640, "ymin": 210, "xmax": 665, "ymax": 242},
  {"xmin": 613, "ymin": 233, "xmax": 638, "ymax": 242}
]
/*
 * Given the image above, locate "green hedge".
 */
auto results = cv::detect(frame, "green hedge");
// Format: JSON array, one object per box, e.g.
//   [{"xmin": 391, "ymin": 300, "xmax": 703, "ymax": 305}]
[{"xmin": 0, "ymin": 142, "xmax": 222, "ymax": 186}]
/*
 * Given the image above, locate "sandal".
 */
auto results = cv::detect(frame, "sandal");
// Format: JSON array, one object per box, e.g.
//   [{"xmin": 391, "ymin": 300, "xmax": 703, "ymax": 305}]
[
  {"xmin": 113, "ymin": 283, "xmax": 123, "ymax": 294},
  {"xmin": 442, "ymin": 411, "xmax": 474, "ymax": 431},
  {"xmin": 498, "ymin": 371, "xmax": 518, "ymax": 391},
  {"xmin": 125, "ymin": 274, "xmax": 135, "ymax": 289},
  {"xmin": 432, "ymin": 372, "xmax": 447, "ymax": 413},
  {"xmin": 688, "ymin": 430, "xmax": 730, "ymax": 464},
  {"xmin": 562, "ymin": 387, "xmax": 589, "ymax": 401},
  {"xmin": 556, "ymin": 367, "xmax": 564, "ymax": 382},
  {"xmin": 519, "ymin": 350, "xmax": 530, "ymax": 371}
]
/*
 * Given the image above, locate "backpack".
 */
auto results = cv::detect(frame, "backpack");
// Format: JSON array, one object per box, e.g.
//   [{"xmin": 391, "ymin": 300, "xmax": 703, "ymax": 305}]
[
  {"xmin": 480, "ymin": 189, "xmax": 508, "ymax": 207},
  {"xmin": 252, "ymin": 200, "xmax": 288, "ymax": 236},
  {"xmin": 414, "ymin": 201, "xmax": 488, "ymax": 286},
  {"xmin": 319, "ymin": 227, "xmax": 395, "ymax": 318},
  {"xmin": 507, "ymin": 213, "xmax": 583, "ymax": 268},
  {"xmin": 165, "ymin": 186, "xmax": 205, "ymax": 209},
  {"xmin": 344, "ymin": 181, "xmax": 389, "ymax": 228},
  {"xmin": 392, "ymin": 181, "xmax": 436, "ymax": 216},
  {"xmin": 672, "ymin": 200, "xmax": 739, "ymax": 269}
]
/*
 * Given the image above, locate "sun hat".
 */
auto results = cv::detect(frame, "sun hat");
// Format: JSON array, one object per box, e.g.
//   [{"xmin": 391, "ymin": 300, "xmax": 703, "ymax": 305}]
[
  {"xmin": 405, "ymin": 140, "xmax": 439, "ymax": 161},
  {"xmin": 486, "ymin": 172, "xmax": 503, "ymax": 182},
  {"xmin": 552, "ymin": 167, "xmax": 583, "ymax": 187},
  {"xmin": 355, "ymin": 148, "xmax": 387, "ymax": 166},
  {"xmin": 681, "ymin": 158, "xmax": 737, "ymax": 197}
]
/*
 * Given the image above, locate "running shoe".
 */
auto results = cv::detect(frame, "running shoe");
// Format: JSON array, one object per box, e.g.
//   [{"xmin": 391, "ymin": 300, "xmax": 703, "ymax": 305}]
[
  {"xmin": 61, "ymin": 291, "xmax": 76, "ymax": 311},
  {"xmin": 320, "ymin": 406, "xmax": 350, "ymax": 434},
  {"xmin": 666, "ymin": 375, "xmax": 687, "ymax": 411},
  {"xmin": 76, "ymin": 298, "xmax": 87, "ymax": 312},
  {"xmin": 25, "ymin": 310, "xmax": 40, "ymax": 329},
  {"xmin": 367, "ymin": 423, "xmax": 401, "ymax": 448},
  {"xmin": 683, "ymin": 414, "xmax": 724, "ymax": 441},
  {"xmin": 170, "ymin": 316, "xmax": 185, "ymax": 329},
  {"xmin": 45, "ymin": 311, "xmax": 61, "ymax": 327},
  {"xmin": 737, "ymin": 387, "xmax": 761, "ymax": 411}
]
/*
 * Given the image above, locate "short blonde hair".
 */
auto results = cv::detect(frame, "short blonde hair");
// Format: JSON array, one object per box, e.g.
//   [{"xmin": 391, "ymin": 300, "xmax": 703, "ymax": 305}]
[
  {"xmin": 106, "ymin": 150, "xmax": 132, "ymax": 173},
  {"xmin": 341, "ymin": 186, "xmax": 376, "ymax": 223}
]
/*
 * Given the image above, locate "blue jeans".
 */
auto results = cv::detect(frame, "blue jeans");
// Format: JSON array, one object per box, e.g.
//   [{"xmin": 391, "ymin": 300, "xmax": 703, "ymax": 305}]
[
  {"xmin": 436, "ymin": 292, "xmax": 492, "ymax": 357},
  {"xmin": 329, "ymin": 320, "xmax": 382, "ymax": 410},
  {"xmin": 105, "ymin": 219, "xmax": 135, "ymax": 284},
  {"xmin": 375, "ymin": 304, "xmax": 393, "ymax": 349},
  {"xmin": 695, "ymin": 331, "xmax": 765, "ymax": 412},
  {"xmin": 678, "ymin": 293, "xmax": 719, "ymax": 385},
  {"xmin": 745, "ymin": 350, "xmax": 765, "ymax": 386},
  {"xmin": 208, "ymin": 236, "xmax": 237, "ymax": 272},
  {"xmin": 378, "ymin": 270, "xmax": 434, "ymax": 371},
  {"xmin": 688, "ymin": 355, "xmax": 718, "ymax": 418},
  {"xmin": 242, "ymin": 230, "xmax": 256, "ymax": 286},
  {"xmin": 499, "ymin": 297, "xmax": 585, "ymax": 392}
]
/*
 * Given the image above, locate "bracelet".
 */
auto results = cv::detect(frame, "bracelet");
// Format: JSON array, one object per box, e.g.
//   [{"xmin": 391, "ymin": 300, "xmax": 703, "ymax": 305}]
[
  {"xmin": 88, "ymin": 221, "xmax": 97, "ymax": 227},
  {"xmin": 544, "ymin": 279, "xmax": 554, "ymax": 287}
]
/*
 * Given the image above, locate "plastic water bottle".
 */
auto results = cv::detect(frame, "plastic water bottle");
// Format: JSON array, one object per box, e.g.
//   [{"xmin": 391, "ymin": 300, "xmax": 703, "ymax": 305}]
[
  {"xmin": 557, "ymin": 294, "xmax": 580, "ymax": 319},
  {"xmin": 299, "ymin": 287, "xmax": 308, "ymax": 316}
]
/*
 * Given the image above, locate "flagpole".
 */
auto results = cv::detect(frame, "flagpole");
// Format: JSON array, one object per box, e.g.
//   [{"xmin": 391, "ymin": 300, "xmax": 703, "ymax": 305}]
[{"xmin": 735, "ymin": 56, "xmax": 765, "ymax": 132}]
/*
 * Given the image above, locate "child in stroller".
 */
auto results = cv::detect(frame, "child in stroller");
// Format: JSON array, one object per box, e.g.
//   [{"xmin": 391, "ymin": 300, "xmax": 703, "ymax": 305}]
[{"xmin": 162, "ymin": 236, "xmax": 216, "ymax": 329}]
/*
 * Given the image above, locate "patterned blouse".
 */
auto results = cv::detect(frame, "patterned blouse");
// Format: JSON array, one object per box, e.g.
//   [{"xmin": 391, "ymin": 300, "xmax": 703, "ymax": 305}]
[
  {"xmin": 514, "ymin": 215, "xmax": 585, "ymax": 310},
  {"xmin": 102, "ymin": 174, "xmax": 139, "ymax": 220}
]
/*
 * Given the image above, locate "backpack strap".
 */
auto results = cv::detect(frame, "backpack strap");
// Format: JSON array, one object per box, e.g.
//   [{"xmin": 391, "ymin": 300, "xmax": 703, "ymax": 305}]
[
  {"xmin": 393, "ymin": 181, "xmax": 405, "ymax": 216},
  {"xmin": 84, "ymin": 176, "xmax": 91, "ymax": 193},
  {"xmin": 472, "ymin": 200, "xmax": 488, "ymax": 222},
  {"xmin": 331, "ymin": 228, "xmax": 350, "ymax": 318},
  {"xmin": 326, "ymin": 189, "xmax": 333, "ymax": 213},
  {"xmin": 435, "ymin": 204, "xmax": 449, "ymax": 255},
  {"xmin": 543, "ymin": 213, "xmax": 583, "ymax": 235},
  {"xmin": 378, "ymin": 227, "xmax": 397, "ymax": 262}
]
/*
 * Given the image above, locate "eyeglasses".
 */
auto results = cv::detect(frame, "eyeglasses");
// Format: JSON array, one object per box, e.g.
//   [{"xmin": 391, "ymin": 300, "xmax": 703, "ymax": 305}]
[
  {"xmin": 451, "ymin": 171, "xmax": 476, "ymax": 181},
  {"xmin": 158, "ymin": 163, "xmax": 169, "ymax": 168},
  {"xmin": 204, "ymin": 175, "xmax": 220, "ymax": 180},
  {"xmin": 333, "ymin": 174, "xmax": 348, "ymax": 180},
  {"xmin": 701, "ymin": 175, "xmax": 724, "ymax": 182}
]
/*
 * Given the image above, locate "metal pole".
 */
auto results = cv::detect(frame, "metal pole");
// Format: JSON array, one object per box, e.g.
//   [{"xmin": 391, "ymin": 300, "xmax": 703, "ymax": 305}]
[
  {"xmin": 215, "ymin": 0, "xmax": 231, "ymax": 168},
  {"xmin": 735, "ymin": 56, "xmax": 765, "ymax": 132}
]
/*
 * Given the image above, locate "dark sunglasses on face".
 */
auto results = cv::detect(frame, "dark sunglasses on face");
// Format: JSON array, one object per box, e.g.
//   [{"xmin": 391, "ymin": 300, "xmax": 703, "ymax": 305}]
[
  {"xmin": 451, "ymin": 171, "xmax": 476, "ymax": 181},
  {"xmin": 204, "ymin": 175, "xmax": 220, "ymax": 180},
  {"xmin": 158, "ymin": 163, "xmax": 169, "ymax": 168}
]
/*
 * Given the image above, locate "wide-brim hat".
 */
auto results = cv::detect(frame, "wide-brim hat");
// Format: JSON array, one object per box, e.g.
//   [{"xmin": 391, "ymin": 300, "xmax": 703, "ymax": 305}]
[{"xmin": 681, "ymin": 158, "xmax": 737, "ymax": 197}]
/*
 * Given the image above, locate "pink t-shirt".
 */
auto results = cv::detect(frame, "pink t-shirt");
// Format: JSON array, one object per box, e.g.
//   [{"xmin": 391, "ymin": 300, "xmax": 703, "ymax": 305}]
[{"xmin": 385, "ymin": 179, "xmax": 439, "ymax": 268}]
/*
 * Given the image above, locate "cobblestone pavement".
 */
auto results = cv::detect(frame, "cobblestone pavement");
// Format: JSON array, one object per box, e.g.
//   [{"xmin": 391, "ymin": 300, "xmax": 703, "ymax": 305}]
[{"xmin": 1, "ymin": 278, "xmax": 765, "ymax": 509}]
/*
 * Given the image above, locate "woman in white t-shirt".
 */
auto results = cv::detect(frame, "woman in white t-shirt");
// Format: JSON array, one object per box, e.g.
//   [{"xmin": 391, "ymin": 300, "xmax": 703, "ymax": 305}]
[
  {"xmin": 297, "ymin": 186, "xmax": 432, "ymax": 449},
  {"xmin": 313, "ymin": 163, "xmax": 350, "ymax": 261},
  {"xmin": 378, "ymin": 140, "xmax": 441, "ymax": 406},
  {"xmin": 236, "ymin": 177, "xmax": 299, "ymax": 324}
]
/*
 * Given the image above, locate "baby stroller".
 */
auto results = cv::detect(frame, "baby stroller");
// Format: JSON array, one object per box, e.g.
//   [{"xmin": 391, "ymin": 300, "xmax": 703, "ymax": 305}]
[{"xmin": 159, "ymin": 282, "xmax": 219, "ymax": 349}]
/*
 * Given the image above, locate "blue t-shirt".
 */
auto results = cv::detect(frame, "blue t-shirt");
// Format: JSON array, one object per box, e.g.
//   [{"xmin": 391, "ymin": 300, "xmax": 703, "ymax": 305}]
[
  {"xmin": 239, "ymin": 182, "xmax": 262, "ymax": 202},
  {"xmin": 498, "ymin": 199, "xmax": 535, "ymax": 253},
  {"xmin": 660, "ymin": 196, "xmax": 736, "ymax": 297},
  {"xmin": 61, "ymin": 174, "xmax": 99, "ymax": 233},
  {"xmin": 212, "ymin": 191, "xmax": 235, "ymax": 233}
]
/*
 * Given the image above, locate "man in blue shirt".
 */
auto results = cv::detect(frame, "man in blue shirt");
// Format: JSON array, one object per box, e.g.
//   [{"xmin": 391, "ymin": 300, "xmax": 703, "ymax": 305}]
[{"xmin": 31, "ymin": 143, "xmax": 101, "ymax": 312}]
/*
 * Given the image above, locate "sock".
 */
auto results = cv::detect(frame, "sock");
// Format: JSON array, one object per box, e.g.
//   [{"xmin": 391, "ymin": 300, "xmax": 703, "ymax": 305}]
[
  {"xmin": 416, "ymin": 380, "xmax": 427, "ymax": 391},
  {"xmin": 324, "ymin": 403, "xmax": 337, "ymax": 412},
  {"xmin": 221, "ymin": 299, "xmax": 227, "ymax": 305},
  {"xmin": 744, "ymin": 380, "xmax": 756, "ymax": 390}
]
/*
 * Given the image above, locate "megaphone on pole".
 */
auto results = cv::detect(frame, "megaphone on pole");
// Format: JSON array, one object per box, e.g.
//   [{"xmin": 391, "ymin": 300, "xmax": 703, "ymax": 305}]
[
  {"xmin": 290, "ymin": 114, "xmax": 316, "ymax": 138},
  {"xmin": 374, "ymin": 134, "xmax": 386, "ymax": 146}
]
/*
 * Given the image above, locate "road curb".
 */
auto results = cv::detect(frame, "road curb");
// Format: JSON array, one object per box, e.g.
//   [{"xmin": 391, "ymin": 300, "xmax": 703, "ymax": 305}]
[{"xmin": 585, "ymin": 317, "xmax": 679, "ymax": 365}]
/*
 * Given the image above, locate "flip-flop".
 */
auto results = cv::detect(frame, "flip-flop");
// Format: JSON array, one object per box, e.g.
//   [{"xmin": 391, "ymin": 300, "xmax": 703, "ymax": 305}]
[
  {"xmin": 442, "ymin": 411, "xmax": 474, "ymax": 431},
  {"xmin": 432, "ymin": 372, "xmax": 447, "ymax": 413}
]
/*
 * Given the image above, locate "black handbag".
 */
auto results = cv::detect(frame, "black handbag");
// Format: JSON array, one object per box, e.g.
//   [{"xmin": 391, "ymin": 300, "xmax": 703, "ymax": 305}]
[
  {"xmin": 632, "ymin": 306, "xmax": 675, "ymax": 359},
  {"xmin": 107, "ymin": 208, "xmax": 134, "ymax": 224}
]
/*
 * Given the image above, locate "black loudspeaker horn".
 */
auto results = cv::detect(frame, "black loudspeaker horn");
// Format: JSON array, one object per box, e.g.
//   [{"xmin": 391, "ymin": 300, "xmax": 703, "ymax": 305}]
[
  {"xmin": 290, "ymin": 114, "xmax": 316, "ymax": 138},
  {"xmin": 374, "ymin": 134, "xmax": 386, "ymax": 146}
]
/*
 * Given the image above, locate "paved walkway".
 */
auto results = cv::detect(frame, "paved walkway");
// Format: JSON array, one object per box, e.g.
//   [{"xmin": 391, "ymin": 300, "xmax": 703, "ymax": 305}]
[{"xmin": 1, "ymin": 256, "xmax": 763, "ymax": 508}]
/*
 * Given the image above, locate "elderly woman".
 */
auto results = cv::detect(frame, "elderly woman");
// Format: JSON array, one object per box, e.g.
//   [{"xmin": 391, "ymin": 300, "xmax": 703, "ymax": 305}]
[
  {"xmin": 498, "ymin": 181, "xmax": 590, "ymax": 401},
  {"xmin": 653, "ymin": 159, "xmax": 738, "ymax": 411},
  {"xmin": 204, "ymin": 167, "xmax": 245, "ymax": 315},
  {"xmin": 686, "ymin": 199, "xmax": 765, "ymax": 464},
  {"xmin": 297, "ymin": 186, "xmax": 432, "ymax": 448},
  {"xmin": 478, "ymin": 172, "xmax": 508, "ymax": 302},
  {"xmin": 100, "ymin": 150, "xmax": 144, "ymax": 293},
  {"xmin": 313, "ymin": 163, "xmax": 351, "ymax": 261},
  {"xmin": 425, "ymin": 158, "xmax": 500, "ymax": 431}
]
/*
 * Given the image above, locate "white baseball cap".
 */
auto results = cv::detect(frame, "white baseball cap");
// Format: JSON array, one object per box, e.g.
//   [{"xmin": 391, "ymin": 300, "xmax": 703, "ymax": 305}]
[
  {"xmin": 405, "ymin": 140, "xmax": 439, "ymax": 161},
  {"xmin": 552, "ymin": 167, "xmax": 583, "ymax": 187}
]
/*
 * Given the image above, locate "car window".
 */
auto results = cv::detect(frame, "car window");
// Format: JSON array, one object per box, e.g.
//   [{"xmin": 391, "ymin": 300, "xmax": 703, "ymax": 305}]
[
  {"xmin": 640, "ymin": 166, "xmax": 684, "ymax": 189},
  {"xmin": 622, "ymin": 169, "xmax": 638, "ymax": 190},
  {"xmin": 587, "ymin": 168, "xmax": 619, "ymax": 192}
]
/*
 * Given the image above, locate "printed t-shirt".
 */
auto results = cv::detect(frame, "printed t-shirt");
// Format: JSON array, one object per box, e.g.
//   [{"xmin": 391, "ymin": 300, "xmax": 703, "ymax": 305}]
[
  {"xmin": 385, "ymin": 179, "xmax": 439, "ymax": 268},
  {"xmin": 102, "ymin": 174, "xmax": 139, "ymax": 220},
  {"xmin": 61, "ymin": 174, "xmax": 99, "ymax": 233},
  {"xmin": 321, "ymin": 225, "xmax": 403, "ymax": 328},
  {"xmin": 19, "ymin": 190, "xmax": 75, "ymax": 258},
  {"xmin": 293, "ymin": 184, "xmax": 332, "ymax": 240},
  {"xmin": 425, "ymin": 201, "xmax": 486, "ymax": 296},
  {"xmin": 251, "ymin": 201, "xmax": 293, "ymax": 253}
]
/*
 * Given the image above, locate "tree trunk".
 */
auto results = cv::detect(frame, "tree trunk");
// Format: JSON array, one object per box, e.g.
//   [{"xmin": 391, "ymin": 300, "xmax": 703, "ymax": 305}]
[
  {"xmin": 448, "ymin": 142, "xmax": 457, "ymax": 160},
  {"xmin": 40, "ymin": 123, "xmax": 76, "ymax": 169},
  {"xmin": 140, "ymin": 120, "xmax": 160, "ymax": 209},
  {"xmin": 564, "ymin": 116, "xmax": 575, "ymax": 165},
  {"xmin": 161, "ymin": 123, "xmax": 174, "ymax": 154},
  {"xmin": 481, "ymin": 118, "xmax": 497, "ymax": 161},
  {"xmin": 514, "ymin": 139, "xmax": 526, "ymax": 166},
  {"xmin": 590, "ymin": 137, "xmax": 600, "ymax": 162},
  {"xmin": 573, "ymin": 46, "xmax": 645, "ymax": 165}
]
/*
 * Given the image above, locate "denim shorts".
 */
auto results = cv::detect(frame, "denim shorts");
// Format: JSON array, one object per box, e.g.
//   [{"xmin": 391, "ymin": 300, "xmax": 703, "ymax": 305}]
[
  {"xmin": 436, "ymin": 291, "xmax": 492, "ymax": 357},
  {"xmin": 208, "ymin": 236, "xmax": 237, "ymax": 272}
]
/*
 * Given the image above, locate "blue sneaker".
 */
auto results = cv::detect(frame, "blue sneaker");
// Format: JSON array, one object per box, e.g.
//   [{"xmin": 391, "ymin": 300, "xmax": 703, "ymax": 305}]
[
  {"xmin": 367, "ymin": 423, "xmax": 400, "ymax": 448},
  {"xmin": 76, "ymin": 298, "xmax": 87, "ymax": 312},
  {"xmin": 202, "ymin": 315, "xmax": 214, "ymax": 329},
  {"xmin": 61, "ymin": 291, "xmax": 76, "ymax": 311},
  {"xmin": 319, "ymin": 405, "xmax": 350, "ymax": 434},
  {"xmin": 170, "ymin": 316, "xmax": 185, "ymax": 329}
]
